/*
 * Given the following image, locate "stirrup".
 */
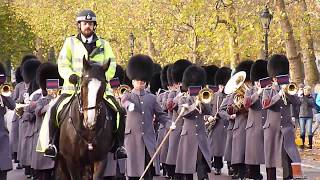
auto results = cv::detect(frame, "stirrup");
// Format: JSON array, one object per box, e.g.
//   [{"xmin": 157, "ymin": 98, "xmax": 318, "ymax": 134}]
[{"xmin": 44, "ymin": 144, "xmax": 57, "ymax": 158}]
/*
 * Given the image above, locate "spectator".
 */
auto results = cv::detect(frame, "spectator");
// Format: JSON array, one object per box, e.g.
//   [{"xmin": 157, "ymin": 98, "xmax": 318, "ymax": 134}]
[
  {"xmin": 298, "ymin": 85, "xmax": 315, "ymax": 149},
  {"xmin": 312, "ymin": 84, "xmax": 320, "ymax": 134}
]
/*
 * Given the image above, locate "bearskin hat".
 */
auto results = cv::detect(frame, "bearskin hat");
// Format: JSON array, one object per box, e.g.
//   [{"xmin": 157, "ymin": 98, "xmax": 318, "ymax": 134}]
[
  {"xmin": 182, "ymin": 65, "xmax": 207, "ymax": 91},
  {"xmin": 36, "ymin": 62, "xmax": 63, "ymax": 91},
  {"xmin": 15, "ymin": 67, "xmax": 24, "ymax": 84},
  {"xmin": 204, "ymin": 65, "xmax": 219, "ymax": 85},
  {"xmin": 22, "ymin": 60, "xmax": 41, "ymax": 83},
  {"xmin": 172, "ymin": 59, "xmax": 192, "ymax": 84},
  {"xmin": 161, "ymin": 64, "xmax": 170, "ymax": 89},
  {"xmin": 126, "ymin": 54, "xmax": 154, "ymax": 82},
  {"xmin": 114, "ymin": 64, "xmax": 125, "ymax": 84},
  {"xmin": 0, "ymin": 63, "xmax": 6, "ymax": 76},
  {"xmin": 153, "ymin": 63, "xmax": 162, "ymax": 74},
  {"xmin": 215, "ymin": 67, "xmax": 232, "ymax": 86},
  {"xmin": 235, "ymin": 60, "xmax": 254, "ymax": 81},
  {"xmin": 21, "ymin": 54, "xmax": 37, "ymax": 66},
  {"xmin": 250, "ymin": 59, "xmax": 268, "ymax": 82},
  {"xmin": 167, "ymin": 64, "xmax": 174, "ymax": 86},
  {"xmin": 267, "ymin": 54, "xmax": 289, "ymax": 78},
  {"xmin": 150, "ymin": 72, "xmax": 162, "ymax": 94}
]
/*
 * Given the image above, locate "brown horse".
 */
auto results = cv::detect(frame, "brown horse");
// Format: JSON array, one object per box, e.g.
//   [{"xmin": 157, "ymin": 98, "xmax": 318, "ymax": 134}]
[{"xmin": 56, "ymin": 57, "xmax": 117, "ymax": 180}]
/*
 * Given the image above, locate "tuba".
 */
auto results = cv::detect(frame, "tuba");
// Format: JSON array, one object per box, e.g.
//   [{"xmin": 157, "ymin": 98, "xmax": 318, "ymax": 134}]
[
  {"xmin": 0, "ymin": 84, "xmax": 13, "ymax": 97},
  {"xmin": 224, "ymin": 71, "xmax": 249, "ymax": 109}
]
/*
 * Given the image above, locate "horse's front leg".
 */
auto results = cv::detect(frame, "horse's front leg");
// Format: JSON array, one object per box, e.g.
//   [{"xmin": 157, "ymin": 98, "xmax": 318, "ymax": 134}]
[
  {"xmin": 65, "ymin": 160, "xmax": 83, "ymax": 180},
  {"xmin": 93, "ymin": 161, "xmax": 107, "ymax": 180}
]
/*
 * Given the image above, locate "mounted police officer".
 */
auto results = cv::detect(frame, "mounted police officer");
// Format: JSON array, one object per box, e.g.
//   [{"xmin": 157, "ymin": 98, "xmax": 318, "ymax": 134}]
[{"xmin": 44, "ymin": 10, "xmax": 127, "ymax": 159}]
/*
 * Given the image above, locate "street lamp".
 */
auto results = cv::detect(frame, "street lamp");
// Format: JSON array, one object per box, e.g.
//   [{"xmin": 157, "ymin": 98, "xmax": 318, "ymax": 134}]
[
  {"xmin": 129, "ymin": 32, "xmax": 135, "ymax": 57},
  {"xmin": 260, "ymin": 5, "xmax": 273, "ymax": 59}
]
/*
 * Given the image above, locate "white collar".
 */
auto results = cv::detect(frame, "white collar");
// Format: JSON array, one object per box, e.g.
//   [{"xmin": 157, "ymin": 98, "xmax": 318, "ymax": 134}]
[{"xmin": 81, "ymin": 34, "xmax": 93, "ymax": 43}]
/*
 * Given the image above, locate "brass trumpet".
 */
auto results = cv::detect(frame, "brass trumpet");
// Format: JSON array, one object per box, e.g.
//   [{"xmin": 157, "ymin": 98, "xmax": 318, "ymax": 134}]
[
  {"xmin": 197, "ymin": 88, "xmax": 214, "ymax": 104},
  {"xmin": 281, "ymin": 83, "xmax": 298, "ymax": 105},
  {"xmin": 283, "ymin": 83, "xmax": 298, "ymax": 95},
  {"xmin": 116, "ymin": 85, "xmax": 131, "ymax": 97},
  {"xmin": 0, "ymin": 84, "xmax": 13, "ymax": 97}
]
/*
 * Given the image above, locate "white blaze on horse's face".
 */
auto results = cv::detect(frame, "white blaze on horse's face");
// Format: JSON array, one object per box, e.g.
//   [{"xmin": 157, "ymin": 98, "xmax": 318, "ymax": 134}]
[{"xmin": 86, "ymin": 78, "xmax": 101, "ymax": 128}]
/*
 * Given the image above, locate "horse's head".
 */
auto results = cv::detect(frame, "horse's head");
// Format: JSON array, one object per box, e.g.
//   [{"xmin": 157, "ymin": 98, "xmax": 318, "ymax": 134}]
[{"xmin": 79, "ymin": 56, "xmax": 110, "ymax": 129}]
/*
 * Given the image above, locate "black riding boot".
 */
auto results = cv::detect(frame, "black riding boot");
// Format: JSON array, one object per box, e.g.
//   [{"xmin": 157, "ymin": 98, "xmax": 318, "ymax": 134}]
[
  {"xmin": 106, "ymin": 96, "xmax": 127, "ymax": 160},
  {"xmin": 44, "ymin": 94, "xmax": 70, "ymax": 158},
  {"xmin": 212, "ymin": 156, "xmax": 223, "ymax": 175}
]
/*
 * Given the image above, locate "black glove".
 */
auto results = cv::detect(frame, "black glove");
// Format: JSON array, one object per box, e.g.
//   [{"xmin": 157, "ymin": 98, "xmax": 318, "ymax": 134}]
[{"xmin": 69, "ymin": 74, "xmax": 79, "ymax": 85}]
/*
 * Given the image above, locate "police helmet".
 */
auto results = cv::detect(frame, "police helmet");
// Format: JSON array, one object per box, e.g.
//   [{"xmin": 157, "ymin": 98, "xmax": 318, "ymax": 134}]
[{"xmin": 76, "ymin": 10, "xmax": 97, "ymax": 23}]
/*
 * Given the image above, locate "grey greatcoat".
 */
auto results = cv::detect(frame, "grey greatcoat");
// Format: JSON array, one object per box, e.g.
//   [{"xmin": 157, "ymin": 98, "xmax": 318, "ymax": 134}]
[
  {"xmin": 31, "ymin": 96, "xmax": 54, "ymax": 170},
  {"xmin": 159, "ymin": 90, "xmax": 177, "ymax": 164},
  {"xmin": 10, "ymin": 82, "xmax": 27, "ymax": 154},
  {"xmin": 175, "ymin": 95, "xmax": 211, "ymax": 174},
  {"xmin": 208, "ymin": 92, "xmax": 227, "ymax": 157},
  {"xmin": 166, "ymin": 92, "xmax": 184, "ymax": 165},
  {"xmin": 156, "ymin": 91, "xmax": 169, "ymax": 163},
  {"xmin": 221, "ymin": 95, "xmax": 233, "ymax": 162},
  {"xmin": 19, "ymin": 91, "xmax": 42, "ymax": 166},
  {"xmin": 244, "ymin": 88, "xmax": 266, "ymax": 165},
  {"xmin": 228, "ymin": 93, "xmax": 248, "ymax": 165},
  {"xmin": 262, "ymin": 86, "xmax": 301, "ymax": 168},
  {"xmin": 0, "ymin": 95, "xmax": 15, "ymax": 171},
  {"xmin": 121, "ymin": 89, "xmax": 170, "ymax": 177}
]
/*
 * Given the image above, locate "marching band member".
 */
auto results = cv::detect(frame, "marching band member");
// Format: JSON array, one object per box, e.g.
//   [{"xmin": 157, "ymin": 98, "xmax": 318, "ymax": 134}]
[
  {"xmin": 10, "ymin": 55, "xmax": 37, "ymax": 166},
  {"xmin": 157, "ymin": 64, "xmax": 172, "ymax": 177},
  {"xmin": 262, "ymin": 54, "xmax": 301, "ymax": 180},
  {"xmin": 175, "ymin": 65, "xmax": 211, "ymax": 180},
  {"xmin": 31, "ymin": 62, "xmax": 62, "ymax": 180},
  {"xmin": 243, "ymin": 60, "xmax": 268, "ymax": 179},
  {"xmin": 0, "ymin": 63, "xmax": 16, "ymax": 180},
  {"xmin": 166, "ymin": 59, "xmax": 192, "ymax": 179},
  {"xmin": 18, "ymin": 59, "xmax": 41, "ymax": 178},
  {"xmin": 121, "ymin": 54, "xmax": 170, "ymax": 180},
  {"xmin": 227, "ymin": 60, "xmax": 253, "ymax": 179},
  {"xmin": 207, "ymin": 67, "xmax": 231, "ymax": 175}
]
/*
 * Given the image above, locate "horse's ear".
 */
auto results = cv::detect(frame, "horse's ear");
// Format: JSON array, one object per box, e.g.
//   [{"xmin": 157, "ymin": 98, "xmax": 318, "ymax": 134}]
[
  {"xmin": 83, "ymin": 55, "xmax": 90, "ymax": 70},
  {"xmin": 102, "ymin": 58, "xmax": 111, "ymax": 72}
]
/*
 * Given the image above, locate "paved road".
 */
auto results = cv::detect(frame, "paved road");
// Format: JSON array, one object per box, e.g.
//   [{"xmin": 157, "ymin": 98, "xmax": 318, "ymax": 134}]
[{"xmin": 8, "ymin": 158, "xmax": 320, "ymax": 180}]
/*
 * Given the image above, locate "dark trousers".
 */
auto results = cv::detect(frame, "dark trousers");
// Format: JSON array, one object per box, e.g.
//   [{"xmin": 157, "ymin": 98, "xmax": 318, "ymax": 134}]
[
  {"xmin": 266, "ymin": 168, "xmax": 276, "ymax": 180},
  {"xmin": 166, "ymin": 164, "xmax": 176, "ymax": 178},
  {"xmin": 196, "ymin": 150, "xmax": 209, "ymax": 180},
  {"xmin": 0, "ymin": 171, "xmax": 7, "ymax": 180},
  {"xmin": 212, "ymin": 156, "xmax": 223, "ymax": 169},
  {"xmin": 232, "ymin": 163, "xmax": 246, "ymax": 179},
  {"xmin": 246, "ymin": 165, "xmax": 262, "ymax": 179}
]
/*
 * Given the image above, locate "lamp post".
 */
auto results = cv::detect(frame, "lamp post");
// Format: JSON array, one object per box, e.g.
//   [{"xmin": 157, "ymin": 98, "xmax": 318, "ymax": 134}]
[
  {"xmin": 260, "ymin": 5, "xmax": 273, "ymax": 59},
  {"xmin": 129, "ymin": 32, "xmax": 135, "ymax": 57}
]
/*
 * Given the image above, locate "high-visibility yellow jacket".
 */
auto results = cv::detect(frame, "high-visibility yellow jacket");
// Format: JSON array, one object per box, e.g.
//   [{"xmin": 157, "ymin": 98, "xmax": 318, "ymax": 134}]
[{"xmin": 57, "ymin": 35, "xmax": 116, "ymax": 95}]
